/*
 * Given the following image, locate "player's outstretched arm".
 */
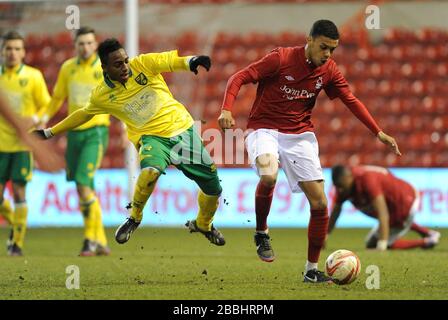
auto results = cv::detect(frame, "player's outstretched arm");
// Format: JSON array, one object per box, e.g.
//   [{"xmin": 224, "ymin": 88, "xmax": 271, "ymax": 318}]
[
  {"xmin": 377, "ymin": 131, "xmax": 401, "ymax": 156},
  {"xmin": 339, "ymin": 94, "xmax": 402, "ymax": 156},
  {"xmin": 34, "ymin": 108, "xmax": 94, "ymax": 139},
  {"xmin": 371, "ymin": 194, "xmax": 390, "ymax": 251},
  {"xmin": 37, "ymin": 97, "xmax": 65, "ymax": 127},
  {"xmin": 328, "ymin": 201, "xmax": 343, "ymax": 235}
]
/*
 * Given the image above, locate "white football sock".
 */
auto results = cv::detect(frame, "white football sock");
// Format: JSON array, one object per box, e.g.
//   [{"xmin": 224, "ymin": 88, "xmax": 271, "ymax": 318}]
[{"xmin": 305, "ymin": 261, "xmax": 318, "ymax": 272}]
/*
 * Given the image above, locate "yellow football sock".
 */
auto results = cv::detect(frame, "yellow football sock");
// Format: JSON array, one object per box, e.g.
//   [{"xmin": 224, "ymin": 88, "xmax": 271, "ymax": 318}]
[
  {"xmin": 130, "ymin": 168, "xmax": 159, "ymax": 223},
  {"xmin": 80, "ymin": 194, "xmax": 96, "ymax": 241},
  {"xmin": 91, "ymin": 197, "xmax": 107, "ymax": 246},
  {"xmin": 0, "ymin": 198, "xmax": 14, "ymax": 225},
  {"xmin": 12, "ymin": 202, "xmax": 28, "ymax": 248},
  {"xmin": 196, "ymin": 190, "xmax": 219, "ymax": 231}
]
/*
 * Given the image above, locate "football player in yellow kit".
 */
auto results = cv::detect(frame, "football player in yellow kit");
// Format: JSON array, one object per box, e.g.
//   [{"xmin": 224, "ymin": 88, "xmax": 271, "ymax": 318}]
[
  {"xmin": 38, "ymin": 27, "xmax": 110, "ymax": 256},
  {"xmin": 36, "ymin": 38, "xmax": 226, "ymax": 247},
  {"xmin": 0, "ymin": 31, "xmax": 51, "ymax": 256}
]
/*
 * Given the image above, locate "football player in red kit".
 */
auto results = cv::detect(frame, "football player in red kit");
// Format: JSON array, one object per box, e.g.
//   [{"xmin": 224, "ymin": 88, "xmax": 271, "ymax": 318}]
[
  {"xmin": 218, "ymin": 20, "xmax": 400, "ymax": 283},
  {"xmin": 328, "ymin": 165, "xmax": 441, "ymax": 250}
]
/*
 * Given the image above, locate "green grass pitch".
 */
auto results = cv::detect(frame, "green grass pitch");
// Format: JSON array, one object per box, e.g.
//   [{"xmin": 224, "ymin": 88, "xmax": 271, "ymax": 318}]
[{"xmin": 0, "ymin": 227, "xmax": 446, "ymax": 300}]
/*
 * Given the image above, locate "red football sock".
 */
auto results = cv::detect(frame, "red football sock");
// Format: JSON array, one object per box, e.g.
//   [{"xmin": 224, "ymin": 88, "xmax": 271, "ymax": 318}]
[
  {"xmin": 255, "ymin": 181, "xmax": 275, "ymax": 231},
  {"xmin": 389, "ymin": 239, "xmax": 426, "ymax": 249},
  {"xmin": 410, "ymin": 223, "xmax": 430, "ymax": 237},
  {"xmin": 308, "ymin": 208, "xmax": 329, "ymax": 263}
]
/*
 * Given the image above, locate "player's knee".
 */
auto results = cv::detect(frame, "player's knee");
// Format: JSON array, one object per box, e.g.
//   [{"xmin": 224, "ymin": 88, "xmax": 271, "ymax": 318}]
[
  {"xmin": 138, "ymin": 167, "xmax": 161, "ymax": 188},
  {"xmin": 12, "ymin": 184, "xmax": 26, "ymax": 202},
  {"xmin": 309, "ymin": 198, "xmax": 328, "ymax": 210},
  {"xmin": 260, "ymin": 174, "xmax": 277, "ymax": 187},
  {"xmin": 76, "ymin": 185, "xmax": 93, "ymax": 201}
]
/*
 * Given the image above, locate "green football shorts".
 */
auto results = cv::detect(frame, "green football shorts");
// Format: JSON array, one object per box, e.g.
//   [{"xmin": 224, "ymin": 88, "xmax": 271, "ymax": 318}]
[
  {"xmin": 0, "ymin": 151, "xmax": 33, "ymax": 184},
  {"xmin": 65, "ymin": 126, "xmax": 109, "ymax": 189},
  {"xmin": 138, "ymin": 126, "xmax": 222, "ymax": 196}
]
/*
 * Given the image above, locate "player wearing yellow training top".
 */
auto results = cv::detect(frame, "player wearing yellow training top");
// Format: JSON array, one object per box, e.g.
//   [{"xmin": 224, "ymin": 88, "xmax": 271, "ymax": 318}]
[
  {"xmin": 38, "ymin": 27, "xmax": 111, "ymax": 256},
  {"xmin": 0, "ymin": 31, "xmax": 51, "ymax": 256},
  {"xmin": 35, "ymin": 38, "xmax": 226, "ymax": 246}
]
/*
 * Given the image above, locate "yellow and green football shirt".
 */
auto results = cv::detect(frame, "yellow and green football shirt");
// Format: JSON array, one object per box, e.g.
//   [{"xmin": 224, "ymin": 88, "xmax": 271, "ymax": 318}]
[
  {"xmin": 0, "ymin": 64, "xmax": 51, "ymax": 152},
  {"xmin": 83, "ymin": 50, "xmax": 194, "ymax": 147},
  {"xmin": 39, "ymin": 53, "xmax": 109, "ymax": 130}
]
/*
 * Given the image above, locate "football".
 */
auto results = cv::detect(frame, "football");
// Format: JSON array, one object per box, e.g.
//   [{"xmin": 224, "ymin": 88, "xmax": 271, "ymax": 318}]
[{"xmin": 325, "ymin": 249, "xmax": 361, "ymax": 285}]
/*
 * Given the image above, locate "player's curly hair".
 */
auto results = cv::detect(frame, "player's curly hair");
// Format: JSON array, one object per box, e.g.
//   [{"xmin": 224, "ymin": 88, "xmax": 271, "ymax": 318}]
[
  {"xmin": 98, "ymin": 38, "xmax": 123, "ymax": 65},
  {"xmin": 310, "ymin": 20, "xmax": 339, "ymax": 40}
]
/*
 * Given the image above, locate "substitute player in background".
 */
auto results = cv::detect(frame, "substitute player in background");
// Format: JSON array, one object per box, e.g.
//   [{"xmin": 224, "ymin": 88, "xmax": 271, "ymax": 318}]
[
  {"xmin": 0, "ymin": 31, "xmax": 51, "ymax": 256},
  {"xmin": 218, "ymin": 20, "xmax": 400, "ymax": 283},
  {"xmin": 36, "ymin": 38, "xmax": 226, "ymax": 247},
  {"xmin": 38, "ymin": 27, "xmax": 110, "ymax": 257},
  {"xmin": 328, "ymin": 165, "xmax": 441, "ymax": 250}
]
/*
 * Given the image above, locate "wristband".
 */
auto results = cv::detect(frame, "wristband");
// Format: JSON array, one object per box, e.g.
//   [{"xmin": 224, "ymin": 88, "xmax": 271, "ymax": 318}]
[
  {"xmin": 377, "ymin": 239, "xmax": 388, "ymax": 251},
  {"xmin": 43, "ymin": 128, "xmax": 54, "ymax": 138}
]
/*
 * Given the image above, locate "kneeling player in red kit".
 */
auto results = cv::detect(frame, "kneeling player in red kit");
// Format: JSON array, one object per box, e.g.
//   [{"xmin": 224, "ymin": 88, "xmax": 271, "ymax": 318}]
[{"xmin": 328, "ymin": 165, "xmax": 441, "ymax": 251}]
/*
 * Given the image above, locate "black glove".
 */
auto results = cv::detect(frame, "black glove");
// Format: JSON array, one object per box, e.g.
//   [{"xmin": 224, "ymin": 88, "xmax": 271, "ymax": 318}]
[
  {"xmin": 33, "ymin": 129, "xmax": 53, "ymax": 140},
  {"xmin": 189, "ymin": 55, "xmax": 211, "ymax": 75}
]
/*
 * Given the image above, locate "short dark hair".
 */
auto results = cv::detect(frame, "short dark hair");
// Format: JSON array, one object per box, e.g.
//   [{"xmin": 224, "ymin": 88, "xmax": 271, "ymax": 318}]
[
  {"xmin": 1, "ymin": 30, "xmax": 25, "ymax": 49},
  {"xmin": 75, "ymin": 26, "xmax": 95, "ymax": 40},
  {"xmin": 331, "ymin": 165, "xmax": 349, "ymax": 186},
  {"xmin": 98, "ymin": 38, "xmax": 123, "ymax": 65},
  {"xmin": 309, "ymin": 19, "xmax": 339, "ymax": 40}
]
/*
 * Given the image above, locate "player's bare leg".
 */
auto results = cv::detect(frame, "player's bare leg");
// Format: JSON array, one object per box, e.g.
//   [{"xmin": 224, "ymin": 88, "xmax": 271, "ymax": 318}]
[
  {"xmin": 253, "ymin": 153, "xmax": 278, "ymax": 262},
  {"xmin": 9, "ymin": 183, "xmax": 27, "ymax": 256},
  {"xmin": 409, "ymin": 222, "xmax": 441, "ymax": 247},
  {"xmin": 115, "ymin": 167, "xmax": 160, "ymax": 244},
  {"xmin": 299, "ymin": 180, "xmax": 332, "ymax": 283}
]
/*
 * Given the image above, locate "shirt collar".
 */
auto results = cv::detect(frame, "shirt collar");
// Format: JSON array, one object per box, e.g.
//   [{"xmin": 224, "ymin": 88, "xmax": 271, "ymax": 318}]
[
  {"xmin": 1, "ymin": 63, "xmax": 24, "ymax": 75},
  {"xmin": 103, "ymin": 67, "xmax": 133, "ymax": 89},
  {"xmin": 77, "ymin": 54, "xmax": 99, "ymax": 66}
]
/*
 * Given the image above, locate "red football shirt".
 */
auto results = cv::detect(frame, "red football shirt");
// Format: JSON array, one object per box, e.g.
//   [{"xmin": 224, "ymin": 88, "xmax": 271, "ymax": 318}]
[
  {"xmin": 336, "ymin": 165, "xmax": 417, "ymax": 227},
  {"xmin": 222, "ymin": 46, "xmax": 381, "ymax": 135}
]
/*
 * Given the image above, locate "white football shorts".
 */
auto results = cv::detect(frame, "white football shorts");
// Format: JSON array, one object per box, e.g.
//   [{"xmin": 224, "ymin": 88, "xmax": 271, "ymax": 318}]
[{"xmin": 245, "ymin": 128, "xmax": 324, "ymax": 193}]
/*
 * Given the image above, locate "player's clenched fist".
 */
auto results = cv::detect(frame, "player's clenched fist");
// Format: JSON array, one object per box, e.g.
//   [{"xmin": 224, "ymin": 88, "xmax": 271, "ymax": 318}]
[
  {"xmin": 218, "ymin": 110, "xmax": 235, "ymax": 130},
  {"xmin": 189, "ymin": 55, "xmax": 211, "ymax": 74}
]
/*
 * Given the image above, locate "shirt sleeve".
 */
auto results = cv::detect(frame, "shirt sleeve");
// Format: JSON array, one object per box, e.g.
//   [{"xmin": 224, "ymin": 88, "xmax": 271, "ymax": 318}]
[
  {"xmin": 32, "ymin": 70, "xmax": 51, "ymax": 113},
  {"xmin": 221, "ymin": 50, "xmax": 281, "ymax": 111},
  {"xmin": 324, "ymin": 63, "xmax": 352, "ymax": 100},
  {"xmin": 137, "ymin": 50, "xmax": 191, "ymax": 75},
  {"xmin": 83, "ymin": 91, "xmax": 106, "ymax": 115}
]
